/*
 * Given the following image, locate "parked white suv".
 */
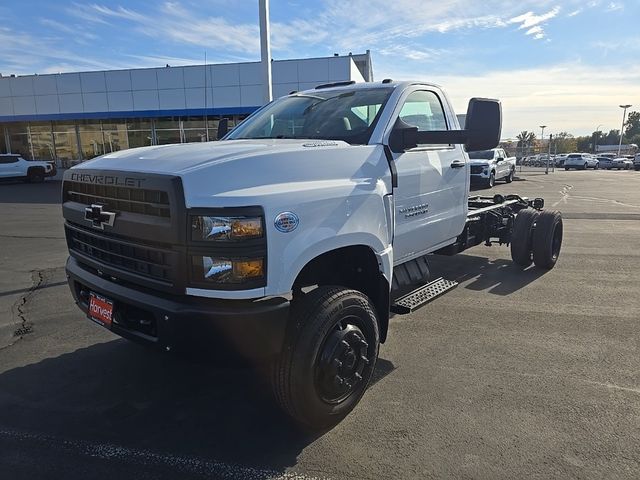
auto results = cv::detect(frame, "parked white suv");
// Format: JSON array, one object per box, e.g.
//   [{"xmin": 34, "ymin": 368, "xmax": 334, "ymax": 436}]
[
  {"xmin": 564, "ymin": 153, "xmax": 599, "ymax": 170},
  {"xmin": 0, "ymin": 154, "xmax": 56, "ymax": 182}
]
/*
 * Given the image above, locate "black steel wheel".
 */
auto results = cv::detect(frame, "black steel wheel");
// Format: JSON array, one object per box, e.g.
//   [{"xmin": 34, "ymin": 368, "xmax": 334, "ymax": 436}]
[
  {"xmin": 510, "ymin": 209, "xmax": 539, "ymax": 267},
  {"xmin": 27, "ymin": 168, "xmax": 45, "ymax": 183},
  {"xmin": 532, "ymin": 210, "xmax": 563, "ymax": 270},
  {"xmin": 271, "ymin": 286, "xmax": 379, "ymax": 430}
]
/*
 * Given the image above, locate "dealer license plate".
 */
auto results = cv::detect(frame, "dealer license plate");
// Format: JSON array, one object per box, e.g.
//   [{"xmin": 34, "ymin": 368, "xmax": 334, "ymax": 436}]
[{"xmin": 88, "ymin": 293, "xmax": 114, "ymax": 328}]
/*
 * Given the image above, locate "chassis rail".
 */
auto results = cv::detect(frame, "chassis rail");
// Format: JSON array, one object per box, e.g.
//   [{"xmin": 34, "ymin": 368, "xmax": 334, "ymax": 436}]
[{"xmin": 437, "ymin": 194, "xmax": 545, "ymax": 256}]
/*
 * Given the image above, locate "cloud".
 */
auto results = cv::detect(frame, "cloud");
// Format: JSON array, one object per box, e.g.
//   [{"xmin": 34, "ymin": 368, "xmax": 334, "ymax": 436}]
[
  {"xmin": 508, "ymin": 7, "xmax": 560, "ymax": 39},
  {"xmin": 568, "ymin": 8, "xmax": 583, "ymax": 16},
  {"xmin": 605, "ymin": 2, "xmax": 624, "ymax": 12},
  {"xmin": 376, "ymin": 62, "xmax": 640, "ymax": 138}
]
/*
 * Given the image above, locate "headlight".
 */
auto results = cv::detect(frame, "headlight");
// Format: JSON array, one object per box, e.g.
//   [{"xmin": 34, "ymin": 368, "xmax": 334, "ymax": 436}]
[
  {"xmin": 191, "ymin": 215, "xmax": 263, "ymax": 241},
  {"xmin": 193, "ymin": 256, "xmax": 264, "ymax": 284}
]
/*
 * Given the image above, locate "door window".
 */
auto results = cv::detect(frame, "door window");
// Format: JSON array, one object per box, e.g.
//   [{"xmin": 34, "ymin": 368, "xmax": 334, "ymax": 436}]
[
  {"xmin": 0, "ymin": 155, "xmax": 19, "ymax": 164},
  {"xmin": 398, "ymin": 90, "xmax": 448, "ymax": 134}
]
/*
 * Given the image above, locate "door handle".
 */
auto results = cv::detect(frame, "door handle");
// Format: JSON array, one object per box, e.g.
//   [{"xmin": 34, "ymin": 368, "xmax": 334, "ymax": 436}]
[{"xmin": 451, "ymin": 160, "xmax": 465, "ymax": 168}]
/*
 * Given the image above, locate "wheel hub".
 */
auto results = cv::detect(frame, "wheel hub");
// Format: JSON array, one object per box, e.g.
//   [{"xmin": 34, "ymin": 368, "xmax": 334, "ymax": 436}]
[{"xmin": 315, "ymin": 323, "xmax": 370, "ymax": 403}]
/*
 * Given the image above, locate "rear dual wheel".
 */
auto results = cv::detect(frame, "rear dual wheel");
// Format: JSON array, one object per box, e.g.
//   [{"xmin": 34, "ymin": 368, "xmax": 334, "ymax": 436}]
[
  {"xmin": 511, "ymin": 209, "xmax": 563, "ymax": 269},
  {"xmin": 271, "ymin": 286, "xmax": 379, "ymax": 430}
]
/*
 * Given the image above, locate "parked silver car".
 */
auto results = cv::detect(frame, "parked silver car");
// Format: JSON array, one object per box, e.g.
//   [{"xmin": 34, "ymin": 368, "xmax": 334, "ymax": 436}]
[{"xmin": 564, "ymin": 153, "xmax": 599, "ymax": 170}]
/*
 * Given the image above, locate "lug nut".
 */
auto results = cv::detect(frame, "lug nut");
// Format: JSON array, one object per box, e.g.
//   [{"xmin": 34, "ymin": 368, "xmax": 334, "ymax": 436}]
[
  {"xmin": 333, "ymin": 359, "xmax": 343, "ymax": 368},
  {"xmin": 334, "ymin": 375, "xmax": 344, "ymax": 386},
  {"xmin": 354, "ymin": 373, "xmax": 363, "ymax": 382},
  {"xmin": 360, "ymin": 355, "xmax": 370, "ymax": 365}
]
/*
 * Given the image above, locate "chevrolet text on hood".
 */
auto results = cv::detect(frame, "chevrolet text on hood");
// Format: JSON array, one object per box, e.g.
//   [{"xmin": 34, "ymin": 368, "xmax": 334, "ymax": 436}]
[{"xmin": 62, "ymin": 80, "xmax": 564, "ymax": 429}]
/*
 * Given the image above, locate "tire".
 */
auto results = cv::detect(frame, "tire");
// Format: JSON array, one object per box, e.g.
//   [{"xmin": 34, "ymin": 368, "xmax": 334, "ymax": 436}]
[
  {"xmin": 532, "ymin": 211, "xmax": 563, "ymax": 270},
  {"xmin": 510, "ymin": 209, "xmax": 539, "ymax": 267},
  {"xmin": 485, "ymin": 171, "xmax": 495, "ymax": 188},
  {"xmin": 505, "ymin": 168, "xmax": 514, "ymax": 183},
  {"xmin": 582, "ymin": 163, "xmax": 587, "ymax": 170},
  {"xmin": 271, "ymin": 286, "xmax": 379, "ymax": 430},
  {"xmin": 27, "ymin": 168, "xmax": 45, "ymax": 183},
  {"xmin": 594, "ymin": 163, "xmax": 599, "ymax": 170}
]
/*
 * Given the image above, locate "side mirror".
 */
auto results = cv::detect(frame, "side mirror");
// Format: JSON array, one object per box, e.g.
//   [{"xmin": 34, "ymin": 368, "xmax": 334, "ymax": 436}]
[
  {"xmin": 217, "ymin": 118, "xmax": 229, "ymax": 140},
  {"xmin": 464, "ymin": 98, "xmax": 502, "ymax": 152},
  {"xmin": 389, "ymin": 117, "xmax": 418, "ymax": 153},
  {"xmin": 387, "ymin": 98, "xmax": 501, "ymax": 153}
]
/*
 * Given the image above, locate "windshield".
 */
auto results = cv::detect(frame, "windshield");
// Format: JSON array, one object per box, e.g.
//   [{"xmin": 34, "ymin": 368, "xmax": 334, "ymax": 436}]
[
  {"xmin": 468, "ymin": 150, "xmax": 494, "ymax": 159},
  {"xmin": 226, "ymin": 88, "xmax": 393, "ymax": 145}
]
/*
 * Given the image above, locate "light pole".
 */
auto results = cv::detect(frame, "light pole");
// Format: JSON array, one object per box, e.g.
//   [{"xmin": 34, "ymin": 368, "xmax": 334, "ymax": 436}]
[
  {"xmin": 594, "ymin": 124, "xmax": 603, "ymax": 154},
  {"xmin": 259, "ymin": 0, "xmax": 273, "ymax": 103},
  {"xmin": 539, "ymin": 125, "xmax": 546, "ymax": 154},
  {"xmin": 618, "ymin": 105, "xmax": 632, "ymax": 156}
]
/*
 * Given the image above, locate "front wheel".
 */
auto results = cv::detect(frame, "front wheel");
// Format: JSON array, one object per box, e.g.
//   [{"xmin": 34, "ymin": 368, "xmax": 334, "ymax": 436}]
[
  {"xmin": 485, "ymin": 171, "xmax": 495, "ymax": 188},
  {"xmin": 505, "ymin": 168, "xmax": 514, "ymax": 183},
  {"xmin": 594, "ymin": 163, "xmax": 599, "ymax": 170},
  {"xmin": 271, "ymin": 286, "xmax": 380, "ymax": 430}
]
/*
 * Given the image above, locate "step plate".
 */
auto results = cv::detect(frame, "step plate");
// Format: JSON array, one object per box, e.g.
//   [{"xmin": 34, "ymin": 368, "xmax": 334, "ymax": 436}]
[{"xmin": 391, "ymin": 277, "xmax": 458, "ymax": 314}]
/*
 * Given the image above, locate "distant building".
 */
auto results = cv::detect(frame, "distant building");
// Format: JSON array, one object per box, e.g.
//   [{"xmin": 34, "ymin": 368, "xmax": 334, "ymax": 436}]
[
  {"xmin": 596, "ymin": 144, "xmax": 638, "ymax": 155},
  {"xmin": 0, "ymin": 52, "xmax": 373, "ymax": 166}
]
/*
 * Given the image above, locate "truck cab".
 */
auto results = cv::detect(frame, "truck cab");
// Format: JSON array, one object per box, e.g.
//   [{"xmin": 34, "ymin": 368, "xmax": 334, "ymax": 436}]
[{"xmin": 62, "ymin": 80, "xmax": 561, "ymax": 429}]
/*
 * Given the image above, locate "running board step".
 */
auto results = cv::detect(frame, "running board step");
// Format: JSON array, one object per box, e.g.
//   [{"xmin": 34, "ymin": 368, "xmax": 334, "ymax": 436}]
[{"xmin": 390, "ymin": 277, "xmax": 458, "ymax": 314}]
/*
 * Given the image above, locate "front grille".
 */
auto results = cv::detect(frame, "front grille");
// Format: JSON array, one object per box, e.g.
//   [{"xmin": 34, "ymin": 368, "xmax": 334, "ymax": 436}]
[
  {"xmin": 67, "ymin": 224, "xmax": 173, "ymax": 283},
  {"xmin": 470, "ymin": 165, "xmax": 484, "ymax": 174},
  {"xmin": 64, "ymin": 181, "xmax": 170, "ymax": 218}
]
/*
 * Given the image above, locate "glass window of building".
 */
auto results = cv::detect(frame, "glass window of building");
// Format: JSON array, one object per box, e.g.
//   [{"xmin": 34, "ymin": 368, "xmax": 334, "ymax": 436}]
[
  {"xmin": 53, "ymin": 123, "xmax": 79, "ymax": 166},
  {"xmin": 103, "ymin": 122, "xmax": 129, "ymax": 154},
  {"xmin": 183, "ymin": 116, "xmax": 207, "ymax": 143},
  {"xmin": 127, "ymin": 119, "xmax": 153, "ymax": 148},
  {"xmin": 0, "ymin": 127, "xmax": 7, "ymax": 154},
  {"xmin": 7, "ymin": 124, "xmax": 31, "ymax": 159},
  {"xmin": 155, "ymin": 117, "xmax": 181, "ymax": 145},
  {"xmin": 29, "ymin": 123, "xmax": 55, "ymax": 160},
  {"xmin": 77, "ymin": 121, "xmax": 104, "ymax": 160}
]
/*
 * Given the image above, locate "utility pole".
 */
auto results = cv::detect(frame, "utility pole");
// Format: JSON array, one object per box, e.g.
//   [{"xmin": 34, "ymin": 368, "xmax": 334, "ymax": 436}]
[
  {"xmin": 546, "ymin": 134, "xmax": 552, "ymax": 174},
  {"xmin": 259, "ymin": 0, "xmax": 273, "ymax": 103},
  {"xmin": 618, "ymin": 104, "xmax": 632, "ymax": 156},
  {"xmin": 593, "ymin": 123, "xmax": 603, "ymax": 154}
]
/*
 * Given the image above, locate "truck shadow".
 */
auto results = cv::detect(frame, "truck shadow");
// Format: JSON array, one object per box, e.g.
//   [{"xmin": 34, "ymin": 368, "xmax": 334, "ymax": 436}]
[
  {"xmin": 0, "ymin": 179, "xmax": 62, "ymax": 204},
  {"xmin": 429, "ymin": 253, "xmax": 547, "ymax": 296},
  {"xmin": 0, "ymin": 338, "xmax": 395, "ymax": 478}
]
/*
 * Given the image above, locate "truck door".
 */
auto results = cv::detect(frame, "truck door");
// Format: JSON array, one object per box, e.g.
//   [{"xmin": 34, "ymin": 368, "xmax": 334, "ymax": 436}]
[
  {"xmin": 0, "ymin": 155, "xmax": 21, "ymax": 178},
  {"xmin": 495, "ymin": 149, "xmax": 507, "ymax": 178},
  {"xmin": 390, "ymin": 89, "xmax": 468, "ymax": 264}
]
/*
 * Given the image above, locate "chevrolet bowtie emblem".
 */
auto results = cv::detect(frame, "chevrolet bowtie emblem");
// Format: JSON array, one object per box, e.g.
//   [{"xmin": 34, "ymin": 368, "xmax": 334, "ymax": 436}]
[{"xmin": 84, "ymin": 204, "xmax": 116, "ymax": 230}]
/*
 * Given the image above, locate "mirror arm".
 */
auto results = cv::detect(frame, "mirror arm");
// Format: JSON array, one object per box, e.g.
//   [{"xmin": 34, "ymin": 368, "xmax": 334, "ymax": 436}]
[{"xmin": 415, "ymin": 130, "xmax": 469, "ymax": 146}]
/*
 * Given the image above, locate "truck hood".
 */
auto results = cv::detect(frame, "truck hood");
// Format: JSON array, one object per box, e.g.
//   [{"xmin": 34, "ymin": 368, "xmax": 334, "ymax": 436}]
[
  {"xmin": 468, "ymin": 159, "xmax": 493, "ymax": 166},
  {"xmin": 73, "ymin": 139, "xmax": 353, "ymax": 175},
  {"xmin": 68, "ymin": 139, "xmax": 390, "ymax": 208}
]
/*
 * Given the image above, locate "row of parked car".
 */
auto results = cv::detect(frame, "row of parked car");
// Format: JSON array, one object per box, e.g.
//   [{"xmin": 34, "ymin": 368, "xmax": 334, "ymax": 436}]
[{"xmin": 519, "ymin": 153, "xmax": 640, "ymax": 171}]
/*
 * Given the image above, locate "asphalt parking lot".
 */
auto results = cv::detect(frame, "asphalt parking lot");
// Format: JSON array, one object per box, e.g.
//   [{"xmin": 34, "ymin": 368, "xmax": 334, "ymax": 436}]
[{"xmin": 0, "ymin": 169, "xmax": 639, "ymax": 479}]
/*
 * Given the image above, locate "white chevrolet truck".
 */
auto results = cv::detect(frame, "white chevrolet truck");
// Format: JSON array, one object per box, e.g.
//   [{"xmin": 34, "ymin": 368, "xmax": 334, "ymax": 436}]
[
  {"xmin": 468, "ymin": 147, "xmax": 516, "ymax": 187},
  {"xmin": 62, "ymin": 80, "xmax": 563, "ymax": 429},
  {"xmin": 0, "ymin": 154, "xmax": 56, "ymax": 182}
]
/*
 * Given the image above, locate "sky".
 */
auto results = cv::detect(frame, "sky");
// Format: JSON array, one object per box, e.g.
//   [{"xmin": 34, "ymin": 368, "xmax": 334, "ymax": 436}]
[{"xmin": 0, "ymin": 0, "xmax": 638, "ymax": 138}]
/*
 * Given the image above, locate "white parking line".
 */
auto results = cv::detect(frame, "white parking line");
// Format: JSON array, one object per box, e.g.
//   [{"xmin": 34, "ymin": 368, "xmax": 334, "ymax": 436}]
[{"xmin": 552, "ymin": 184, "xmax": 573, "ymax": 208}]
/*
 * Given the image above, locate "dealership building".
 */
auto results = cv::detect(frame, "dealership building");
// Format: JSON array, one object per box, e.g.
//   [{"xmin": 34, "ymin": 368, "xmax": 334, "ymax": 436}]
[{"xmin": 0, "ymin": 52, "xmax": 373, "ymax": 166}]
